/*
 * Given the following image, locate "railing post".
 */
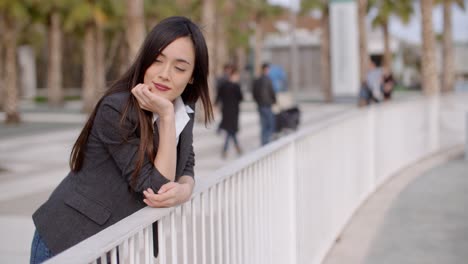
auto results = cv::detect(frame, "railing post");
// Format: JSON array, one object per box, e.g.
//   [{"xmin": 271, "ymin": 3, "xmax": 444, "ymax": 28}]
[
  {"xmin": 465, "ymin": 112, "xmax": 468, "ymax": 161},
  {"xmin": 288, "ymin": 141, "xmax": 298, "ymax": 264}
]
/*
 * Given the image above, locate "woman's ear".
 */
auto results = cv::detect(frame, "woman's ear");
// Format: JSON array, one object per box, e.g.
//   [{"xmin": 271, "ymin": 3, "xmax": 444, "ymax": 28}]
[{"xmin": 189, "ymin": 77, "xmax": 194, "ymax": 84}]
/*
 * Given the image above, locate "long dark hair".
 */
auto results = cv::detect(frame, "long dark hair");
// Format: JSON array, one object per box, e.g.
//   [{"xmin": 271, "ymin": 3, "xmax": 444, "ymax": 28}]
[{"xmin": 70, "ymin": 16, "xmax": 213, "ymax": 186}]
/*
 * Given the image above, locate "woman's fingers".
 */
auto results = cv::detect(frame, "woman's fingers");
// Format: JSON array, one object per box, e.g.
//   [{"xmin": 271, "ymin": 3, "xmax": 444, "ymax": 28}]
[
  {"xmin": 132, "ymin": 84, "xmax": 152, "ymax": 110},
  {"xmin": 157, "ymin": 182, "xmax": 177, "ymax": 194},
  {"xmin": 143, "ymin": 187, "xmax": 178, "ymax": 207},
  {"xmin": 132, "ymin": 83, "xmax": 172, "ymax": 114},
  {"xmin": 143, "ymin": 196, "xmax": 176, "ymax": 208}
]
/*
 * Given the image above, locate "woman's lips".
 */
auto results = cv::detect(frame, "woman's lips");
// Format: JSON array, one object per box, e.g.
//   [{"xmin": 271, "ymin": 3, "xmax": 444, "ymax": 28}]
[{"xmin": 153, "ymin": 82, "xmax": 170, "ymax": 92}]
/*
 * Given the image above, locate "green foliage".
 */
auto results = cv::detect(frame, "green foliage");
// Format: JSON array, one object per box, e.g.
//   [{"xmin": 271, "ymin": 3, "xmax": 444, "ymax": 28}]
[
  {"xmin": 0, "ymin": 0, "xmax": 31, "ymax": 22},
  {"xmin": 63, "ymin": 2, "xmax": 93, "ymax": 33},
  {"xmin": 223, "ymin": 0, "xmax": 252, "ymax": 50},
  {"xmin": 393, "ymin": 83, "xmax": 408, "ymax": 91},
  {"xmin": 301, "ymin": 0, "xmax": 327, "ymax": 13},
  {"xmin": 144, "ymin": 0, "xmax": 181, "ymax": 20},
  {"xmin": 435, "ymin": 0, "xmax": 465, "ymax": 9},
  {"xmin": 63, "ymin": 0, "xmax": 120, "ymax": 34},
  {"xmin": 34, "ymin": 95, "xmax": 81, "ymax": 103},
  {"xmin": 34, "ymin": 96, "xmax": 47, "ymax": 103},
  {"xmin": 369, "ymin": 0, "xmax": 414, "ymax": 28}
]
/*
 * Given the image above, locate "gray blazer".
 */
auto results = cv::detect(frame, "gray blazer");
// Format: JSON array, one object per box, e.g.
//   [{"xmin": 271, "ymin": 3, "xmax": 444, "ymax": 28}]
[{"xmin": 32, "ymin": 91, "xmax": 195, "ymax": 254}]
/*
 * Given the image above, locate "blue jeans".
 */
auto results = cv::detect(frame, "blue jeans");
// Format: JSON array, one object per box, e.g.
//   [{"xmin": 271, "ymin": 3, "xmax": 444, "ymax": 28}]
[
  {"xmin": 30, "ymin": 230, "xmax": 53, "ymax": 264},
  {"xmin": 258, "ymin": 106, "xmax": 275, "ymax": 146}
]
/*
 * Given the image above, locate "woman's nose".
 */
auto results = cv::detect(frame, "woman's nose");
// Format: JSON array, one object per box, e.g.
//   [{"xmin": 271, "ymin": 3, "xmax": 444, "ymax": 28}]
[{"xmin": 158, "ymin": 65, "xmax": 170, "ymax": 80}]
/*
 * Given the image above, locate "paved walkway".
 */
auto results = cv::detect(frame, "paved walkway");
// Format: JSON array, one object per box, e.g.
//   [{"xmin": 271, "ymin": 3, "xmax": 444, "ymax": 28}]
[
  {"xmin": 0, "ymin": 99, "xmax": 351, "ymax": 263},
  {"xmin": 323, "ymin": 146, "xmax": 468, "ymax": 264}
]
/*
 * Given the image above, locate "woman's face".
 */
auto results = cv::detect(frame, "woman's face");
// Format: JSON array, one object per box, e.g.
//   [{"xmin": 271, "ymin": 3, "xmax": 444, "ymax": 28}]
[{"xmin": 144, "ymin": 37, "xmax": 195, "ymax": 102}]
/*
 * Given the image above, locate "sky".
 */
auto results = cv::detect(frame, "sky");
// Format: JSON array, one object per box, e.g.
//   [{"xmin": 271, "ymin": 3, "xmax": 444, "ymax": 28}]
[
  {"xmin": 268, "ymin": 0, "xmax": 468, "ymax": 44},
  {"xmin": 389, "ymin": 2, "xmax": 468, "ymax": 43}
]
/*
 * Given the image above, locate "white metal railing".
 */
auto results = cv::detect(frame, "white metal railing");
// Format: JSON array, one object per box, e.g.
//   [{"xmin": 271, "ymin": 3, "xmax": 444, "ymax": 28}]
[{"xmin": 45, "ymin": 92, "xmax": 468, "ymax": 264}]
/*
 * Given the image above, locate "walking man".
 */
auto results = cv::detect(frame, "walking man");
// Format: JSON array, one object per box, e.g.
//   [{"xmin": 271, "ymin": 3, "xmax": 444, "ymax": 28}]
[{"xmin": 252, "ymin": 63, "xmax": 276, "ymax": 146}]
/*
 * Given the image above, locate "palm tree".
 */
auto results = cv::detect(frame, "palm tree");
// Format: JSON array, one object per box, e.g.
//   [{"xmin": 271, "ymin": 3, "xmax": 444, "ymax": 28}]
[
  {"xmin": 0, "ymin": 17, "xmax": 4, "ymax": 110},
  {"xmin": 202, "ymin": 0, "xmax": 216, "ymax": 100},
  {"xmin": 440, "ymin": 0, "xmax": 465, "ymax": 92},
  {"xmin": 65, "ymin": 0, "xmax": 118, "ymax": 113},
  {"xmin": 249, "ymin": 0, "xmax": 281, "ymax": 77},
  {"xmin": 420, "ymin": 0, "xmax": 439, "ymax": 95},
  {"xmin": 3, "ymin": 15, "xmax": 20, "ymax": 123},
  {"xmin": 0, "ymin": 1, "xmax": 30, "ymax": 123},
  {"xmin": 369, "ymin": 0, "xmax": 413, "ymax": 72},
  {"xmin": 223, "ymin": 0, "xmax": 251, "ymax": 71},
  {"xmin": 301, "ymin": 0, "xmax": 332, "ymax": 102},
  {"xmin": 47, "ymin": 11, "xmax": 63, "ymax": 106},
  {"xmin": 144, "ymin": 0, "xmax": 181, "ymax": 28},
  {"xmin": 82, "ymin": 22, "xmax": 97, "ymax": 113},
  {"xmin": 252, "ymin": 10, "xmax": 264, "ymax": 78},
  {"xmin": 125, "ymin": 0, "xmax": 145, "ymax": 64},
  {"xmin": 214, "ymin": 0, "xmax": 230, "ymax": 76},
  {"xmin": 358, "ymin": 0, "xmax": 368, "ymax": 84},
  {"xmin": 31, "ymin": 0, "xmax": 73, "ymax": 107}
]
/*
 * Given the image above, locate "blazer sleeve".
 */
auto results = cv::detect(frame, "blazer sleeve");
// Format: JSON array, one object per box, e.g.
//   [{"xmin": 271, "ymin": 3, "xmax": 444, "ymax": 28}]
[
  {"xmin": 179, "ymin": 112, "xmax": 195, "ymax": 179},
  {"xmin": 94, "ymin": 96, "xmax": 170, "ymax": 193},
  {"xmin": 182, "ymin": 144, "xmax": 195, "ymax": 178}
]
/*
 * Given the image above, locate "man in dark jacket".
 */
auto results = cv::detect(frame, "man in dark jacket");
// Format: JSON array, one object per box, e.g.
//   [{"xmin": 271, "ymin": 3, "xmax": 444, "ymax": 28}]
[{"xmin": 252, "ymin": 63, "xmax": 276, "ymax": 146}]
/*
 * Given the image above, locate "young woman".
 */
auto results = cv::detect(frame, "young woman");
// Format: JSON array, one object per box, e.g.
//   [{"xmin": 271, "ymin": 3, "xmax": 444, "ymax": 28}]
[{"xmin": 30, "ymin": 16, "xmax": 213, "ymax": 263}]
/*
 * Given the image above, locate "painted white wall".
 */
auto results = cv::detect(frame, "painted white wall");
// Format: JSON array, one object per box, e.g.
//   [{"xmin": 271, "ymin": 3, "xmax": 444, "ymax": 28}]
[
  {"xmin": 330, "ymin": 0, "xmax": 360, "ymax": 96},
  {"xmin": 18, "ymin": 45, "xmax": 37, "ymax": 100}
]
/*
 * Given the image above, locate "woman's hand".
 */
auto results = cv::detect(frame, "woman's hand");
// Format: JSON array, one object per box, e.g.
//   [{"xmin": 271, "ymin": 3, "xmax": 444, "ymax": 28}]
[
  {"xmin": 131, "ymin": 83, "xmax": 174, "ymax": 118},
  {"xmin": 143, "ymin": 182, "xmax": 193, "ymax": 208}
]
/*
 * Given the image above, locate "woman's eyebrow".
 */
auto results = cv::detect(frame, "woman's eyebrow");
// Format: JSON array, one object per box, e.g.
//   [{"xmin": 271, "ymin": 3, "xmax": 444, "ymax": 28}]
[
  {"xmin": 159, "ymin": 52, "xmax": 191, "ymax": 65},
  {"xmin": 175, "ymin": 58, "xmax": 191, "ymax": 65}
]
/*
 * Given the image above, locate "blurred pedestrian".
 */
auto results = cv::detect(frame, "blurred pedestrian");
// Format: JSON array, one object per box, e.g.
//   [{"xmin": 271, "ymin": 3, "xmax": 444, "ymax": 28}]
[
  {"xmin": 366, "ymin": 58, "xmax": 383, "ymax": 102},
  {"xmin": 216, "ymin": 63, "xmax": 233, "ymax": 96},
  {"xmin": 217, "ymin": 66, "xmax": 243, "ymax": 158},
  {"xmin": 358, "ymin": 58, "xmax": 382, "ymax": 106},
  {"xmin": 30, "ymin": 16, "xmax": 213, "ymax": 263},
  {"xmin": 252, "ymin": 63, "xmax": 276, "ymax": 146},
  {"xmin": 382, "ymin": 68, "xmax": 395, "ymax": 101},
  {"xmin": 215, "ymin": 63, "xmax": 233, "ymax": 134}
]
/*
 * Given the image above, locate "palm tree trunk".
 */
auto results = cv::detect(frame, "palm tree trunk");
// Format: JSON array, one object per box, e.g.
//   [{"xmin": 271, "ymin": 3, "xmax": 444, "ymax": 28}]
[
  {"xmin": 420, "ymin": 0, "xmax": 439, "ymax": 96},
  {"xmin": 254, "ymin": 15, "xmax": 263, "ymax": 78},
  {"xmin": 105, "ymin": 32, "xmax": 122, "ymax": 75},
  {"xmin": 441, "ymin": 0, "xmax": 454, "ymax": 93},
  {"xmin": 4, "ymin": 16, "xmax": 20, "ymax": 123},
  {"xmin": 125, "ymin": 0, "xmax": 145, "ymax": 64},
  {"xmin": 118, "ymin": 40, "xmax": 128, "ymax": 75},
  {"xmin": 202, "ymin": 0, "xmax": 216, "ymax": 100},
  {"xmin": 358, "ymin": 0, "xmax": 368, "ymax": 84},
  {"xmin": 0, "ymin": 16, "xmax": 5, "ymax": 110},
  {"xmin": 236, "ymin": 47, "xmax": 246, "ymax": 74},
  {"xmin": 47, "ymin": 11, "xmax": 63, "ymax": 107},
  {"xmin": 82, "ymin": 23, "xmax": 97, "ymax": 113},
  {"xmin": 382, "ymin": 21, "xmax": 392, "ymax": 72},
  {"xmin": 215, "ymin": 1, "xmax": 230, "ymax": 76},
  {"xmin": 95, "ymin": 24, "xmax": 106, "ymax": 98},
  {"xmin": 321, "ymin": 6, "xmax": 332, "ymax": 102}
]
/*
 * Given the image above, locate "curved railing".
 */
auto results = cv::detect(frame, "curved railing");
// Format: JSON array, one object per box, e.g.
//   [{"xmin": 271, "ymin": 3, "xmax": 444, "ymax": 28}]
[{"xmin": 45, "ymin": 93, "xmax": 468, "ymax": 264}]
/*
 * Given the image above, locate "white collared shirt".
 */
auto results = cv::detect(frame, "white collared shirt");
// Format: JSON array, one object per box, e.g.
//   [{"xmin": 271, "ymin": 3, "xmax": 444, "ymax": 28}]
[{"xmin": 152, "ymin": 96, "xmax": 194, "ymax": 145}]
